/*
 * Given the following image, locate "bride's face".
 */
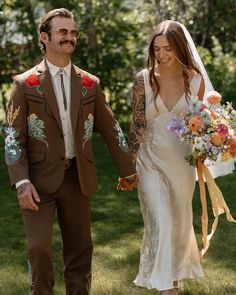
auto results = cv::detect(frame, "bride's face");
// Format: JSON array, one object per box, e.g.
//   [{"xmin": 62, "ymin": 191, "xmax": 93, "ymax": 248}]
[{"xmin": 153, "ymin": 35, "xmax": 178, "ymax": 68}]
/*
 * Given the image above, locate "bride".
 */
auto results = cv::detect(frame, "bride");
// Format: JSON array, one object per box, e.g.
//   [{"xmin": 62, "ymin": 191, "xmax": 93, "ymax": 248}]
[{"xmin": 128, "ymin": 20, "xmax": 233, "ymax": 295}]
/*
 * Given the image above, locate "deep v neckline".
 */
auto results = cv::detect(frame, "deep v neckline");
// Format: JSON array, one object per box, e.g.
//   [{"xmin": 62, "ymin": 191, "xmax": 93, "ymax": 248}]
[
  {"xmin": 157, "ymin": 75, "xmax": 196, "ymax": 112},
  {"xmin": 158, "ymin": 93, "xmax": 185, "ymax": 113}
]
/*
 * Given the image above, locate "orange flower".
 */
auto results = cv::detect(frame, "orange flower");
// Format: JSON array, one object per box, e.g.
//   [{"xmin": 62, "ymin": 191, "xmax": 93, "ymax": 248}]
[
  {"xmin": 210, "ymin": 132, "xmax": 224, "ymax": 146},
  {"xmin": 210, "ymin": 109, "xmax": 220, "ymax": 119},
  {"xmin": 229, "ymin": 137, "xmax": 236, "ymax": 156},
  {"xmin": 188, "ymin": 115, "xmax": 204, "ymax": 131},
  {"xmin": 206, "ymin": 91, "xmax": 222, "ymax": 105}
]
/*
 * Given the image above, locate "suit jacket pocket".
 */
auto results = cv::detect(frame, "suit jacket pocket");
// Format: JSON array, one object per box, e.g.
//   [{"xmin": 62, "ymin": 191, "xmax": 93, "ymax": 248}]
[
  {"xmin": 27, "ymin": 95, "xmax": 55, "ymax": 120},
  {"xmin": 86, "ymin": 151, "xmax": 94, "ymax": 163},
  {"xmin": 28, "ymin": 151, "xmax": 45, "ymax": 164},
  {"xmin": 27, "ymin": 95, "xmax": 45, "ymax": 104},
  {"xmin": 82, "ymin": 95, "xmax": 95, "ymax": 105}
]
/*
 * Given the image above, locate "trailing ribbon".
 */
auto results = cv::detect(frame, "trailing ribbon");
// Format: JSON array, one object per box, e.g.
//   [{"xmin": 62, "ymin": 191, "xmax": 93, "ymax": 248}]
[{"xmin": 197, "ymin": 159, "xmax": 236, "ymax": 257}]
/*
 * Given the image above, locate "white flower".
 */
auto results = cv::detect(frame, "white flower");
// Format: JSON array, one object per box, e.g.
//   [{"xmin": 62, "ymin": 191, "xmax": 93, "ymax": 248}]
[
  {"xmin": 5, "ymin": 135, "xmax": 16, "ymax": 146},
  {"xmin": 194, "ymin": 136, "xmax": 205, "ymax": 150}
]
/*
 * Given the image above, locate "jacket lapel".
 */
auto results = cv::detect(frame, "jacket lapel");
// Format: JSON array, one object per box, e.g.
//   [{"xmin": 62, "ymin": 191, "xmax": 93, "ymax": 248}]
[
  {"xmin": 37, "ymin": 60, "xmax": 63, "ymax": 131},
  {"xmin": 70, "ymin": 65, "xmax": 82, "ymax": 135}
]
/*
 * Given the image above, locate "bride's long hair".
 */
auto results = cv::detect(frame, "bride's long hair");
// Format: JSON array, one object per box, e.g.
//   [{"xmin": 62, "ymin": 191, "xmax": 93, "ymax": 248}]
[{"xmin": 147, "ymin": 20, "xmax": 202, "ymax": 100}]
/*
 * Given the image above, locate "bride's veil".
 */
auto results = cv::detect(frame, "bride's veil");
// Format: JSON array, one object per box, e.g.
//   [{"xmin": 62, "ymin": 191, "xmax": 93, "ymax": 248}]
[{"xmin": 179, "ymin": 22, "xmax": 235, "ymax": 178}]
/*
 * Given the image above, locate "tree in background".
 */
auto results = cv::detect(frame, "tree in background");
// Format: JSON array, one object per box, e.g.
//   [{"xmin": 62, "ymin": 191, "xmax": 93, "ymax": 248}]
[
  {"xmin": 0, "ymin": 0, "xmax": 236, "ymax": 125},
  {"xmin": 154, "ymin": 0, "xmax": 236, "ymax": 106}
]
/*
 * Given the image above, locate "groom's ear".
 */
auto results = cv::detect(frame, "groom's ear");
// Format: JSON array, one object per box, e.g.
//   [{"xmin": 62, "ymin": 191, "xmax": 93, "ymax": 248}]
[{"xmin": 40, "ymin": 32, "xmax": 50, "ymax": 46}]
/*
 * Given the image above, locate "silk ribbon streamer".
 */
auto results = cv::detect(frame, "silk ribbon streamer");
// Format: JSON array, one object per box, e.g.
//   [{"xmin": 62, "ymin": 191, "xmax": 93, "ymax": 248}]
[{"xmin": 197, "ymin": 159, "xmax": 236, "ymax": 257}]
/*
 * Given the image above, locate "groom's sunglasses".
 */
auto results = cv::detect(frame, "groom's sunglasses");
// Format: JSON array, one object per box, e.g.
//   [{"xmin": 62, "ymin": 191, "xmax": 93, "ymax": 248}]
[{"xmin": 50, "ymin": 28, "xmax": 80, "ymax": 39}]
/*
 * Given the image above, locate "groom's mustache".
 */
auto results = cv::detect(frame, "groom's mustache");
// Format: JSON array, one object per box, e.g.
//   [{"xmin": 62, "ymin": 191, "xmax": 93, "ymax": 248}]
[{"xmin": 59, "ymin": 40, "xmax": 75, "ymax": 47}]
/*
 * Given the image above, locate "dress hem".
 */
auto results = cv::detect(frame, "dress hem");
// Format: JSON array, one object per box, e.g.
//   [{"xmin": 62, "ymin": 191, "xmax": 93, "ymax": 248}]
[{"xmin": 133, "ymin": 273, "xmax": 204, "ymax": 291}]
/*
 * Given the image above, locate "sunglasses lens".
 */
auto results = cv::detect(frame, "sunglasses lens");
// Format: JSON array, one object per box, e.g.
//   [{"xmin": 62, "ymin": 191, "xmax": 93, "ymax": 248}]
[
  {"xmin": 58, "ymin": 28, "xmax": 68, "ymax": 36},
  {"xmin": 57, "ymin": 29, "xmax": 79, "ymax": 38},
  {"xmin": 71, "ymin": 30, "xmax": 79, "ymax": 38}
]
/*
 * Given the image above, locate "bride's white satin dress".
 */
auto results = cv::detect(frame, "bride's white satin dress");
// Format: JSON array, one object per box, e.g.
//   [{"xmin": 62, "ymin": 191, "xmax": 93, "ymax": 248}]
[{"xmin": 134, "ymin": 69, "xmax": 204, "ymax": 291}]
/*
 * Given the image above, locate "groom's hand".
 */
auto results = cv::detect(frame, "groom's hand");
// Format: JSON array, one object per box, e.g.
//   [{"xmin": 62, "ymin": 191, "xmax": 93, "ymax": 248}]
[
  {"xmin": 117, "ymin": 173, "xmax": 138, "ymax": 191},
  {"xmin": 17, "ymin": 182, "xmax": 40, "ymax": 211}
]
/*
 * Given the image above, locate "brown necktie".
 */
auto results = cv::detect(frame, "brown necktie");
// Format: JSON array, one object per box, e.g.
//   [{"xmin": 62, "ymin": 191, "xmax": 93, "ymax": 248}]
[{"xmin": 59, "ymin": 69, "xmax": 67, "ymax": 111}]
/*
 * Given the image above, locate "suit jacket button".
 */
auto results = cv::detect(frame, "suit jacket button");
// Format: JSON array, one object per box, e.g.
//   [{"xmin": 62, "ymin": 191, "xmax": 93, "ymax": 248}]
[{"xmin": 61, "ymin": 156, "xmax": 65, "ymax": 161}]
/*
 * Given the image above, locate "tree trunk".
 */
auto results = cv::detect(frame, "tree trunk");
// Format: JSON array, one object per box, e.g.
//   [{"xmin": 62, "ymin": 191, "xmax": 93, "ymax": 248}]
[{"xmin": 201, "ymin": 0, "xmax": 212, "ymax": 47}]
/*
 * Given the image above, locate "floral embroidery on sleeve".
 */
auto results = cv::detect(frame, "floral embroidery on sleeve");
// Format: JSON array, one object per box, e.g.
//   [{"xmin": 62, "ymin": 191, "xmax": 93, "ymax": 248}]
[
  {"xmin": 23, "ymin": 74, "xmax": 43, "ymax": 96},
  {"xmin": 83, "ymin": 113, "xmax": 94, "ymax": 148},
  {"xmin": 27, "ymin": 113, "xmax": 48, "ymax": 148},
  {"xmin": 4, "ymin": 102, "xmax": 21, "ymax": 164},
  {"xmin": 114, "ymin": 120, "xmax": 129, "ymax": 153},
  {"xmin": 81, "ymin": 74, "xmax": 95, "ymax": 96}
]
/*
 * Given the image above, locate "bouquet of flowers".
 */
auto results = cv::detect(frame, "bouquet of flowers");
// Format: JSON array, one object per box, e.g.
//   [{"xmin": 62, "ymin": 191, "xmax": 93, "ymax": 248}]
[
  {"xmin": 168, "ymin": 91, "xmax": 236, "ymax": 167},
  {"xmin": 168, "ymin": 91, "xmax": 236, "ymax": 256}
]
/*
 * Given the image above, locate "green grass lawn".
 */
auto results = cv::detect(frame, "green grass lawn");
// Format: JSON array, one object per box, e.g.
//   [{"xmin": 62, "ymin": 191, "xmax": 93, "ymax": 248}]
[{"xmin": 0, "ymin": 133, "xmax": 236, "ymax": 295}]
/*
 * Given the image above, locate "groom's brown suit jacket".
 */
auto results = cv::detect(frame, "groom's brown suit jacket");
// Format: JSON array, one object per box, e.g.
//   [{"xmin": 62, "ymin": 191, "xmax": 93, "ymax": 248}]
[{"xmin": 5, "ymin": 59, "xmax": 135, "ymax": 195}]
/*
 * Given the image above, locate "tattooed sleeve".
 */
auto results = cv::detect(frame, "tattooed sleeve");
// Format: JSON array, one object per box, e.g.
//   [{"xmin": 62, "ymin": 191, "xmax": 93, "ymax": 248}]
[{"xmin": 128, "ymin": 72, "xmax": 146, "ymax": 162}]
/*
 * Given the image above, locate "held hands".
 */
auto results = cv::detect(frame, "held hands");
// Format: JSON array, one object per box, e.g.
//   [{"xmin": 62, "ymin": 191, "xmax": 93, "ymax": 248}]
[
  {"xmin": 17, "ymin": 182, "xmax": 40, "ymax": 211},
  {"xmin": 117, "ymin": 173, "xmax": 138, "ymax": 191}
]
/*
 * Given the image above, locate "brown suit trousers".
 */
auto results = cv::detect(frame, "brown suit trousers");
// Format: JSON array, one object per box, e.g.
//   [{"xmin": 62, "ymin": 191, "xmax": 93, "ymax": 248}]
[{"xmin": 22, "ymin": 159, "xmax": 92, "ymax": 295}]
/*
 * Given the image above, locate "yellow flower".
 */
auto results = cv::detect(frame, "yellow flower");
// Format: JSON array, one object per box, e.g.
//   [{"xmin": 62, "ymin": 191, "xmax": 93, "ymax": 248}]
[{"xmin": 222, "ymin": 151, "xmax": 231, "ymax": 161}]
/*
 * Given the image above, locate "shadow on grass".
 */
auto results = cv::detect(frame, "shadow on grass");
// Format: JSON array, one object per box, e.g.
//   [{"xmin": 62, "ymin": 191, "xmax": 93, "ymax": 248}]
[
  {"xmin": 93, "ymin": 133, "xmax": 236, "ymax": 262},
  {"xmin": 92, "ymin": 133, "xmax": 236, "ymax": 295},
  {"xmin": 1, "ymin": 132, "xmax": 236, "ymax": 294}
]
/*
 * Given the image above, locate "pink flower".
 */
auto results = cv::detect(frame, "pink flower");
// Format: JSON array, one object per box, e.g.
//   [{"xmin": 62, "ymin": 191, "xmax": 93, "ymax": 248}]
[
  {"xmin": 188, "ymin": 115, "xmax": 204, "ymax": 131},
  {"xmin": 206, "ymin": 91, "xmax": 222, "ymax": 105},
  {"xmin": 216, "ymin": 123, "xmax": 229, "ymax": 135},
  {"xmin": 199, "ymin": 103, "xmax": 208, "ymax": 111}
]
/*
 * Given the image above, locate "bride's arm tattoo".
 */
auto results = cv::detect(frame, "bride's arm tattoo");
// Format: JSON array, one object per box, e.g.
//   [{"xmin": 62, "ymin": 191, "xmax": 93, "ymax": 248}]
[{"xmin": 128, "ymin": 73, "xmax": 146, "ymax": 161}]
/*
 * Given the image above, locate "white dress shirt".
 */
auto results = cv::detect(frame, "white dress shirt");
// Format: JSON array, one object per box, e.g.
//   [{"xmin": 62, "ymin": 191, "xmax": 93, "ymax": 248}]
[
  {"xmin": 16, "ymin": 59, "xmax": 76, "ymax": 189},
  {"xmin": 47, "ymin": 59, "xmax": 76, "ymax": 159}
]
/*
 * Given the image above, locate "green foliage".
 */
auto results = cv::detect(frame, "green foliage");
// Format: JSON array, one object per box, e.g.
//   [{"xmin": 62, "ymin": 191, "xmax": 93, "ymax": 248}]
[
  {"xmin": 199, "ymin": 40, "xmax": 236, "ymax": 106},
  {"xmin": 210, "ymin": 37, "xmax": 236, "ymax": 105},
  {"xmin": 0, "ymin": 0, "xmax": 236, "ymax": 123},
  {"xmin": 70, "ymin": 0, "xmax": 155, "ymax": 124}
]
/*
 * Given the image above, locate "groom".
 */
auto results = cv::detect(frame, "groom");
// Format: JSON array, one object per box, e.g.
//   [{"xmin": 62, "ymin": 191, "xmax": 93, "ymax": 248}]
[{"xmin": 5, "ymin": 8, "xmax": 137, "ymax": 295}]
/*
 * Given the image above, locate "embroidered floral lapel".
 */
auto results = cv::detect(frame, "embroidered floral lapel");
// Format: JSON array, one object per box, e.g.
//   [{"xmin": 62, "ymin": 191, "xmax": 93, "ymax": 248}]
[
  {"xmin": 81, "ymin": 73, "xmax": 96, "ymax": 96},
  {"xmin": 74, "ymin": 67, "xmax": 96, "ymax": 98},
  {"xmin": 18, "ymin": 60, "xmax": 63, "ymax": 131}
]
